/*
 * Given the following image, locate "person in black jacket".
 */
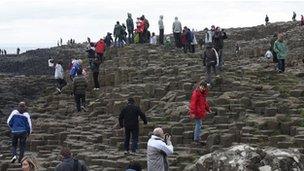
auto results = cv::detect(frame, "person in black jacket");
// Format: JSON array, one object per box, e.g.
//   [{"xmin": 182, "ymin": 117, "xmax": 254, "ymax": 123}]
[{"xmin": 119, "ymin": 98, "xmax": 147, "ymax": 155}]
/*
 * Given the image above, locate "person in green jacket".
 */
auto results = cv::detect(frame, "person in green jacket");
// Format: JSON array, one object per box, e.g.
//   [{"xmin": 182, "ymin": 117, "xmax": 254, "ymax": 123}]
[{"xmin": 274, "ymin": 33, "xmax": 288, "ymax": 73}]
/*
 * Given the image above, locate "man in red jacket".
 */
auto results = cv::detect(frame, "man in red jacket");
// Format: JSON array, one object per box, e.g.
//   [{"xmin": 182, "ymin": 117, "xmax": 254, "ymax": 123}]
[{"xmin": 189, "ymin": 81, "xmax": 210, "ymax": 143}]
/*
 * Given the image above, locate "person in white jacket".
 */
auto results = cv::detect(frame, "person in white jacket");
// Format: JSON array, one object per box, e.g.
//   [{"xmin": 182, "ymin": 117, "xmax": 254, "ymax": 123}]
[
  {"xmin": 54, "ymin": 61, "xmax": 66, "ymax": 93},
  {"xmin": 147, "ymin": 128, "xmax": 173, "ymax": 171}
]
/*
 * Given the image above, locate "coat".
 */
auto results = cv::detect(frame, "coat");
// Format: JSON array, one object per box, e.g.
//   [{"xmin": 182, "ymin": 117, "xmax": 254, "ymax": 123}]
[
  {"xmin": 119, "ymin": 102, "xmax": 147, "ymax": 129},
  {"xmin": 189, "ymin": 88, "xmax": 210, "ymax": 119},
  {"xmin": 73, "ymin": 75, "xmax": 87, "ymax": 95},
  {"xmin": 55, "ymin": 157, "xmax": 88, "ymax": 171},
  {"xmin": 274, "ymin": 40, "xmax": 288, "ymax": 59}
]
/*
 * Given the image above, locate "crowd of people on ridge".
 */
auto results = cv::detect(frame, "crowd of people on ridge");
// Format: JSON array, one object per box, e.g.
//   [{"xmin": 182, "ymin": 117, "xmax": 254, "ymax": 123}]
[{"xmin": 2, "ymin": 11, "xmax": 301, "ymax": 171}]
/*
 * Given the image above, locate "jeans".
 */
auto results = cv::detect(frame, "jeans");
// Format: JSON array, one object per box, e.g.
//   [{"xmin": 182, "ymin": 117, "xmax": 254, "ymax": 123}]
[
  {"xmin": 159, "ymin": 29, "xmax": 164, "ymax": 45},
  {"xmin": 74, "ymin": 94, "xmax": 85, "ymax": 112},
  {"xmin": 124, "ymin": 127, "xmax": 139, "ymax": 152},
  {"xmin": 56, "ymin": 78, "xmax": 66, "ymax": 91},
  {"xmin": 206, "ymin": 62, "xmax": 217, "ymax": 84},
  {"xmin": 93, "ymin": 72, "xmax": 100, "ymax": 88},
  {"xmin": 194, "ymin": 119, "xmax": 202, "ymax": 141},
  {"xmin": 277, "ymin": 59, "xmax": 285, "ymax": 72},
  {"xmin": 12, "ymin": 133, "xmax": 27, "ymax": 162},
  {"xmin": 173, "ymin": 33, "xmax": 181, "ymax": 48}
]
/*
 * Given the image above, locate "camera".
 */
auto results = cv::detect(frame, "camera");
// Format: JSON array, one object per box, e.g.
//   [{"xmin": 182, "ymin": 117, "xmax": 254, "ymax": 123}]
[{"xmin": 164, "ymin": 133, "xmax": 171, "ymax": 142}]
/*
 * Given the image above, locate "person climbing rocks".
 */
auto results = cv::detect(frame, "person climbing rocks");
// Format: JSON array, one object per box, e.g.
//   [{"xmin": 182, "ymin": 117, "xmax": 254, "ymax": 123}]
[
  {"xmin": 17, "ymin": 47, "xmax": 20, "ymax": 56},
  {"xmin": 292, "ymin": 11, "xmax": 297, "ymax": 21},
  {"xmin": 7, "ymin": 102, "xmax": 32, "ymax": 164},
  {"xmin": 274, "ymin": 33, "xmax": 288, "ymax": 73},
  {"xmin": 301, "ymin": 15, "xmax": 304, "ymax": 26},
  {"xmin": 55, "ymin": 147, "xmax": 88, "ymax": 171},
  {"xmin": 95, "ymin": 38, "xmax": 106, "ymax": 62},
  {"xmin": 265, "ymin": 15, "xmax": 269, "ymax": 25},
  {"xmin": 150, "ymin": 32, "xmax": 157, "ymax": 45},
  {"xmin": 69, "ymin": 59, "xmax": 82, "ymax": 81},
  {"xmin": 114, "ymin": 21, "xmax": 123, "ymax": 47},
  {"xmin": 55, "ymin": 60, "xmax": 67, "ymax": 93},
  {"xmin": 73, "ymin": 68, "xmax": 87, "ymax": 112},
  {"xmin": 213, "ymin": 27, "xmax": 227, "ymax": 70},
  {"xmin": 147, "ymin": 127, "xmax": 174, "ymax": 171},
  {"xmin": 126, "ymin": 13, "xmax": 134, "ymax": 44},
  {"xmin": 119, "ymin": 98, "xmax": 147, "ymax": 155},
  {"xmin": 189, "ymin": 81, "xmax": 211, "ymax": 143},
  {"xmin": 172, "ymin": 17, "xmax": 182, "ymax": 48},
  {"xmin": 203, "ymin": 43, "xmax": 219, "ymax": 85},
  {"xmin": 235, "ymin": 43, "xmax": 240, "ymax": 57},
  {"xmin": 104, "ymin": 32, "xmax": 113, "ymax": 48},
  {"xmin": 190, "ymin": 29, "xmax": 197, "ymax": 53},
  {"xmin": 158, "ymin": 15, "xmax": 164, "ymax": 45},
  {"xmin": 21, "ymin": 156, "xmax": 39, "ymax": 171}
]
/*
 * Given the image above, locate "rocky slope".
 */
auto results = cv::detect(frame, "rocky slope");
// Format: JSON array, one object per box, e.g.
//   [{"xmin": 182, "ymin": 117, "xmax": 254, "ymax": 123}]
[{"xmin": 0, "ymin": 21, "xmax": 304, "ymax": 171}]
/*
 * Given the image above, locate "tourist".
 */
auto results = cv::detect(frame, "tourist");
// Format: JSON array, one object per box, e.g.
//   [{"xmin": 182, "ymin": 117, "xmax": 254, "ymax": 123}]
[
  {"xmin": 55, "ymin": 60, "xmax": 67, "ymax": 93},
  {"xmin": 189, "ymin": 81, "xmax": 210, "ymax": 143},
  {"xmin": 150, "ymin": 32, "xmax": 157, "ymax": 45},
  {"xmin": 274, "ymin": 33, "xmax": 288, "ymax": 73},
  {"xmin": 205, "ymin": 28, "xmax": 213, "ymax": 45},
  {"xmin": 122, "ymin": 23, "xmax": 128, "ymax": 44},
  {"xmin": 95, "ymin": 38, "xmax": 106, "ymax": 62},
  {"xmin": 48, "ymin": 57, "xmax": 54, "ymax": 68},
  {"xmin": 301, "ymin": 15, "xmax": 304, "ymax": 26},
  {"xmin": 114, "ymin": 21, "xmax": 123, "ymax": 47},
  {"xmin": 7, "ymin": 102, "xmax": 32, "ymax": 163},
  {"xmin": 141, "ymin": 15, "xmax": 150, "ymax": 43},
  {"xmin": 181, "ymin": 27, "xmax": 189, "ymax": 53},
  {"xmin": 69, "ymin": 59, "xmax": 82, "ymax": 81},
  {"xmin": 17, "ymin": 47, "xmax": 20, "ymax": 55},
  {"xmin": 126, "ymin": 13, "xmax": 134, "ymax": 44},
  {"xmin": 270, "ymin": 33, "xmax": 278, "ymax": 65},
  {"xmin": 158, "ymin": 15, "xmax": 164, "ymax": 45},
  {"xmin": 235, "ymin": 43, "xmax": 240, "ymax": 57},
  {"xmin": 203, "ymin": 43, "xmax": 219, "ymax": 85},
  {"xmin": 172, "ymin": 17, "xmax": 182, "ymax": 48},
  {"xmin": 55, "ymin": 147, "xmax": 88, "ymax": 171},
  {"xmin": 73, "ymin": 69, "xmax": 87, "ymax": 112},
  {"xmin": 90, "ymin": 57, "xmax": 101, "ymax": 90},
  {"xmin": 21, "ymin": 156, "xmax": 39, "ymax": 171},
  {"xmin": 292, "ymin": 11, "xmax": 297, "ymax": 21},
  {"xmin": 119, "ymin": 98, "xmax": 147, "ymax": 155},
  {"xmin": 190, "ymin": 29, "xmax": 197, "ymax": 53},
  {"xmin": 265, "ymin": 15, "xmax": 269, "ymax": 25},
  {"xmin": 213, "ymin": 27, "xmax": 227, "ymax": 70},
  {"xmin": 104, "ymin": 32, "xmax": 113, "ymax": 48},
  {"xmin": 147, "ymin": 127, "xmax": 173, "ymax": 171}
]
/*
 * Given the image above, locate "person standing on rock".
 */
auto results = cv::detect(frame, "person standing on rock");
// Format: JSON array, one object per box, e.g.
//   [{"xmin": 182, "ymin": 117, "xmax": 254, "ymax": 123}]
[
  {"xmin": 104, "ymin": 32, "xmax": 113, "ymax": 48},
  {"xmin": 158, "ymin": 15, "xmax": 164, "ymax": 45},
  {"xmin": 265, "ymin": 15, "xmax": 269, "ymax": 25},
  {"xmin": 55, "ymin": 147, "xmax": 88, "ymax": 171},
  {"xmin": 270, "ymin": 33, "xmax": 278, "ymax": 66},
  {"xmin": 7, "ymin": 102, "xmax": 32, "ymax": 163},
  {"xmin": 147, "ymin": 127, "xmax": 173, "ymax": 171},
  {"xmin": 203, "ymin": 43, "xmax": 219, "ymax": 85},
  {"xmin": 213, "ymin": 27, "xmax": 226, "ymax": 70},
  {"xmin": 126, "ymin": 13, "xmax": 134, "ymax": 44},
  {"xmin": 274, "ymin": 33, "xmax": 288, "ymax": 73},
  {"xmin": 73, "ymin": 68, "xmax": 87, "ymax": 112},
  {"xmin": 17, "ymin": 47, "xmax": 20, "ymax": 56},
  {"xmin": 172, "ymin": 17, "xmax": 182, "ymax": 48},
  {"xmin": 190, "ymin": 28, "xmax": 198, "ymax": 53},
  {"xmin": 301, "ymin": 15, "xmax": 304, "ymax": 26},
  {"xmin": 69, "ymin": 59, "xmax": 82, "ymax": 81},
  {"xmin": 95, "ymin": 38, "xmax": 106, "ymax": 62},
  {"xmin": 119, "ymin": 98, "xmax": 147, "ymax": 155},
  {"xmin": 55, "ymin": 60, "xmax": 67, "ymax": 93},
  {"xmin": 114, "ymin": 21, "xmax": 123, "ymax": 47},
  {"xmin": 189, "ymin": 81, "xmax": 210, "ymax": 143}
]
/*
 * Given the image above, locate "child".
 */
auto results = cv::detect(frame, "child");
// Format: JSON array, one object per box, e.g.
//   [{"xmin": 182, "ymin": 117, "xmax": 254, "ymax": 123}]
[{"xmin": 149, "ymin": 32, "xmax": 157, "ymax": 45}]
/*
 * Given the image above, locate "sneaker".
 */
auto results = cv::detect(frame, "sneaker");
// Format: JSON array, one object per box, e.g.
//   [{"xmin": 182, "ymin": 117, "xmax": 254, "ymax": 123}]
[
  {"xmin": 95, "ymin": 88, "xmax": 100, "ymax": 90},
  {"xmin": 0, "ymin": 154, "xmax": 3, "ymax": 158},
  {"xmin": 56, "ymin": 87, "xmax": 61, "ymax": 93},
  {"xmin": 10, "ymin": 155, "xmax": 17, "ymax": 163},
  {"xmin": 93, "ymin": 88, "xmax": 97, "ymax": 91},
  {"xmin": 124, "ymin": 151, "xmax": 129, "ymax": 155},
  {"xmin": 207, "ymin": 83, "xmax": 211, "ymax": 87},
  {"xmin": 81, "ymin": 106, "xmax": 87, "ymax": 112}
]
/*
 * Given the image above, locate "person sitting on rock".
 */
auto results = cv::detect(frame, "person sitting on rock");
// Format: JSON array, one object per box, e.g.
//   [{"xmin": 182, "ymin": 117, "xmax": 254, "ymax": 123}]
[
  {"xmin": 119, "ymin": 98, "xmax": 147, "ymax": 155},
  {"xmin": 21, "ymin": 155, "xmax": 39, "ymax": 171},
  {"xmin": 149, "ymin": 32, "xmax": 157, "ymax": 45},
  {"xmin": 73, "ymin": 69, "xmax": 87, "ymax": 112},
  {"xmin": 55, "ymin": 147, "xmax": 88, "ymax": 171},
  {"xmin": 7, "ymin": 102, "xmax": 32, "ymax": 164},
  {"xmin": 189, "ymin": 81, "xmax": 211, "ymax": 144},
  {"xmin": 147, "ymin": 127, "xmax": 173, "ymax": 171},
  {"xmin": 203, "ymin": 43, "xmax": 219, "ymax": 86}
]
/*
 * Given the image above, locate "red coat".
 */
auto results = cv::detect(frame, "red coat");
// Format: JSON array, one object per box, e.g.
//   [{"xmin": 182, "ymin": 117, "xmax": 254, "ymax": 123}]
[
  {"xmin": 189, "ymin": 88, "xmax": 210, "ymax": 119},
  {"xmin": 95, "ymin": 39, "xmax": 106, "ymax": 54}
]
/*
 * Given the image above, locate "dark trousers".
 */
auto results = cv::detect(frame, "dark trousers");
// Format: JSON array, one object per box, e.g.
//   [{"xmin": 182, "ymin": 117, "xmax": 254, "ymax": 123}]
[
  {"xmin": 124, "ymin": 127, "xmax": 139, "ymax": 152},
  {"xmin": 190, "ymin": 44, "xmax": 195, "ymax": 53},
  {"xmin": 173, "ymin": 33, "xmax": 181, "ymax": 48},
  {"xmin": 159, "ymin": 29, "xmax": 164, "ymax": 45},
  {"xmin": 277, "ymin": 59, "xmax": 285, "ymax": 72},
  {"xmin": 56, "ymin": 78, "xmax": 66, "ymax": 90},
  {"xmin": 93, "ymin": 72, "xmax": 100, "ymax": 88},
  {"xmin": 206, "ymin": 63, "xmax": 217, "ymax": 84},
  {"xmin": 12, "ymin": 133, "xmax": 27, "ymax": 162},
  {"xmin": 128, "ymin": 30, "xmax": 134, "ymax": 44},
  {"xmin": 74, "ymin": 94, "xmax": 85, "ymax": 112},
  {"xmin": 183, "ymin": 43, "xmax": 190, "ymax": 53}
]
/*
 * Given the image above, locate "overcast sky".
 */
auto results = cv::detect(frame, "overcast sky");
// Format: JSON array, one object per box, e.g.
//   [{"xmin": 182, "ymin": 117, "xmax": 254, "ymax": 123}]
[{"xmin": 0, "ymin": 0, "xmax": 303, "ymax": 49}]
